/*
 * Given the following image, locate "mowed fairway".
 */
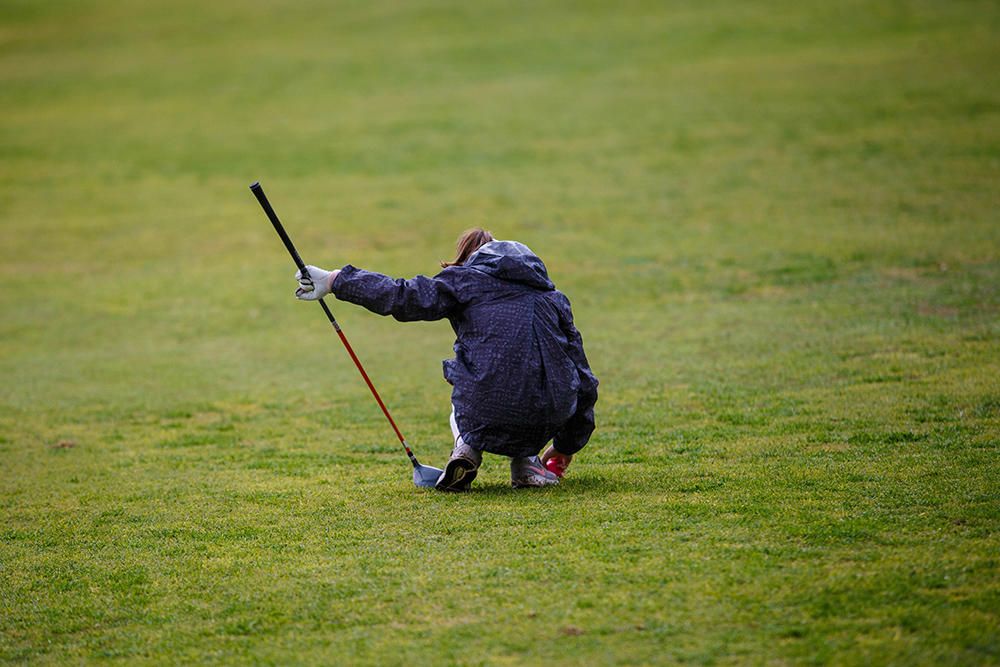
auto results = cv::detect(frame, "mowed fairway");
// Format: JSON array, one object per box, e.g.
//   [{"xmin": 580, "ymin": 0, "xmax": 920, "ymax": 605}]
[{"xmin": 2, "ymin": 0, "xmax": 999, "ymax": 664}]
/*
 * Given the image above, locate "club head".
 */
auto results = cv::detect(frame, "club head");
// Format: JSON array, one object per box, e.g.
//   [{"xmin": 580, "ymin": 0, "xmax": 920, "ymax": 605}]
[{"xmin": 413, "ymin": 463, "xmax": 444, "ymax": 488}]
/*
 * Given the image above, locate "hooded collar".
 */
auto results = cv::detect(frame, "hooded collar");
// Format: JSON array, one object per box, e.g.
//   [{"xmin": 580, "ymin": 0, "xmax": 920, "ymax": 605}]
[{"xmin": 464, "ymin": 240, "xmax": 554, "ymax": 290}]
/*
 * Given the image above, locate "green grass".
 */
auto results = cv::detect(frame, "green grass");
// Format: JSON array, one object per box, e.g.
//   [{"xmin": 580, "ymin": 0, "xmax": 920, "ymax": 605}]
[{"xmin": 2, "ymin": 0, "xmax": 999, "ymax": 664}]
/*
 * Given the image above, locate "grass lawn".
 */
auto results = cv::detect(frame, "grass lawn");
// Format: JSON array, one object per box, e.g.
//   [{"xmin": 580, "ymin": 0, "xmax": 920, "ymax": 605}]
[{"xmin": 1, "ymin": 0, "xmax": 998, "ymax": 664}]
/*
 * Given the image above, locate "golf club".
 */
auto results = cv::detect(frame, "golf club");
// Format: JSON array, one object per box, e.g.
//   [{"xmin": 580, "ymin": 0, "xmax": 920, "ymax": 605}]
[{"xmin": 249, "ymin": 181, "xmax": 443, "ymax": 488}]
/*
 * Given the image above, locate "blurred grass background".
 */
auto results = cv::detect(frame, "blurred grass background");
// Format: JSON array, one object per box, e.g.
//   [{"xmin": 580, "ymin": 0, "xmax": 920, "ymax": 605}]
[{"xmin": 1, "ymin": 0, "xmax": 998, "ymax": 664}]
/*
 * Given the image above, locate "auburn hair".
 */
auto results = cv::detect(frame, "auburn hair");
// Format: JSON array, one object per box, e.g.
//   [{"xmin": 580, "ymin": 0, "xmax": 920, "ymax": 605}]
[{"xmin": 441, "ymin": 228, "xmax": 494, "ymax": 268}]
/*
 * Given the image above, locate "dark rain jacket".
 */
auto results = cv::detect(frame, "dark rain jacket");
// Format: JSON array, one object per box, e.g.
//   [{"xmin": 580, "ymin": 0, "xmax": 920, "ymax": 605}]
[{"xmin": 331, "ymin": 240, "xmax": 598, "ymax": 458}]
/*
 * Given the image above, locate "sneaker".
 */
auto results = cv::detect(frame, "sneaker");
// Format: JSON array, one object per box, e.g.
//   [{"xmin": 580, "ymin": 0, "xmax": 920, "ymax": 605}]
[
  {"xmin": 435, "ymin": 438, "xmax": 482, "ymax": 492},
  {"xmin": 510, "ymin": 456, "xmax": 560, "ymax": 488}
]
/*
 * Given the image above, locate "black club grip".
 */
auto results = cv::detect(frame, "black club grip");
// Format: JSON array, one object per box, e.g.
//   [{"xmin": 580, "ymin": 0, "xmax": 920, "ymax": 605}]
[{"xmin": 250, "ymin": 181, "xmax": 309, "ymax": 275}]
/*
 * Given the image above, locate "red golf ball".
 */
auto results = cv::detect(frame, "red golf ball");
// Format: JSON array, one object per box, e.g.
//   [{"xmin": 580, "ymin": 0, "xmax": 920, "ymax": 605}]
[{"xmin": 544, "ymin": 456, "xmax": 568, "ymax": 478}]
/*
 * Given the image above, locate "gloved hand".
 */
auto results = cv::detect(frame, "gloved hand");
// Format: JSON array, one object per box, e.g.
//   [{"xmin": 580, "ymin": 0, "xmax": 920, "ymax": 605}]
[
  {"xmin": 294, "ymin": 265, "xmax": 339, "ymax": 301},
  {"xmin": 540, "ymin": 444, "xmax": 572, "ymax": 478}
]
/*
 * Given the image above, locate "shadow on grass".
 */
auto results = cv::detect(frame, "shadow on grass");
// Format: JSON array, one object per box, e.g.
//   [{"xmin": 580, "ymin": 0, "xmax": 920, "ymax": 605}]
[{"xmin": 464, "ymin": 473, "xmax": 629, "ymax": 496}]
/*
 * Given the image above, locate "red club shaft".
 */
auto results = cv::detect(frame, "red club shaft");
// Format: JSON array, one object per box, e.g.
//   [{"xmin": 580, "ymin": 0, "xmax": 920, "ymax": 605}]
[{"xmin": 319, "ymin": 300, "xmax": 414, "ymax": 458}]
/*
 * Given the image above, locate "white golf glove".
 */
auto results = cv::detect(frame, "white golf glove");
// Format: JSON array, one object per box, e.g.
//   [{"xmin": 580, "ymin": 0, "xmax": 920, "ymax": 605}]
[{"xmin": 294, "ymin": 265, "xmax": 339, "ymax": 301}]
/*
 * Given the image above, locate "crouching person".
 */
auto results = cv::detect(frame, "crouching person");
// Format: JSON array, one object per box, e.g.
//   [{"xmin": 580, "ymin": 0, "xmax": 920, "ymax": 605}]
[{"xmin": 294, "ymin": 229, "xmax": 598, "ymax": 490}]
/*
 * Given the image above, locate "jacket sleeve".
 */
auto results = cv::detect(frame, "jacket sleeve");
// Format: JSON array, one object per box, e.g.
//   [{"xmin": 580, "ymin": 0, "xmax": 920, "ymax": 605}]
[
  {"xmin": 331, "ymin": 265, "xmax": 460, "ymax": 322},
  {"xmin": 552, "ymin": 293, "xmax": 599, "ymax": 455}
]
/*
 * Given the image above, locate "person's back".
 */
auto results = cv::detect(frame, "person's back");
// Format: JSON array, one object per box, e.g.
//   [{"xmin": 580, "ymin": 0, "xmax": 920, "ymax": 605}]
[{"xmin": 441, "ymin": 241, "xmax": 584, "ymax": 456}]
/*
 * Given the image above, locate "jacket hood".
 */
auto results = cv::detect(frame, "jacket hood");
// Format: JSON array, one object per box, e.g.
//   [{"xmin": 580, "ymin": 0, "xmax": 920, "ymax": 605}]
[{"xmin": 465, "ymin": 240, "xmax": 554, "ymax": 290}]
